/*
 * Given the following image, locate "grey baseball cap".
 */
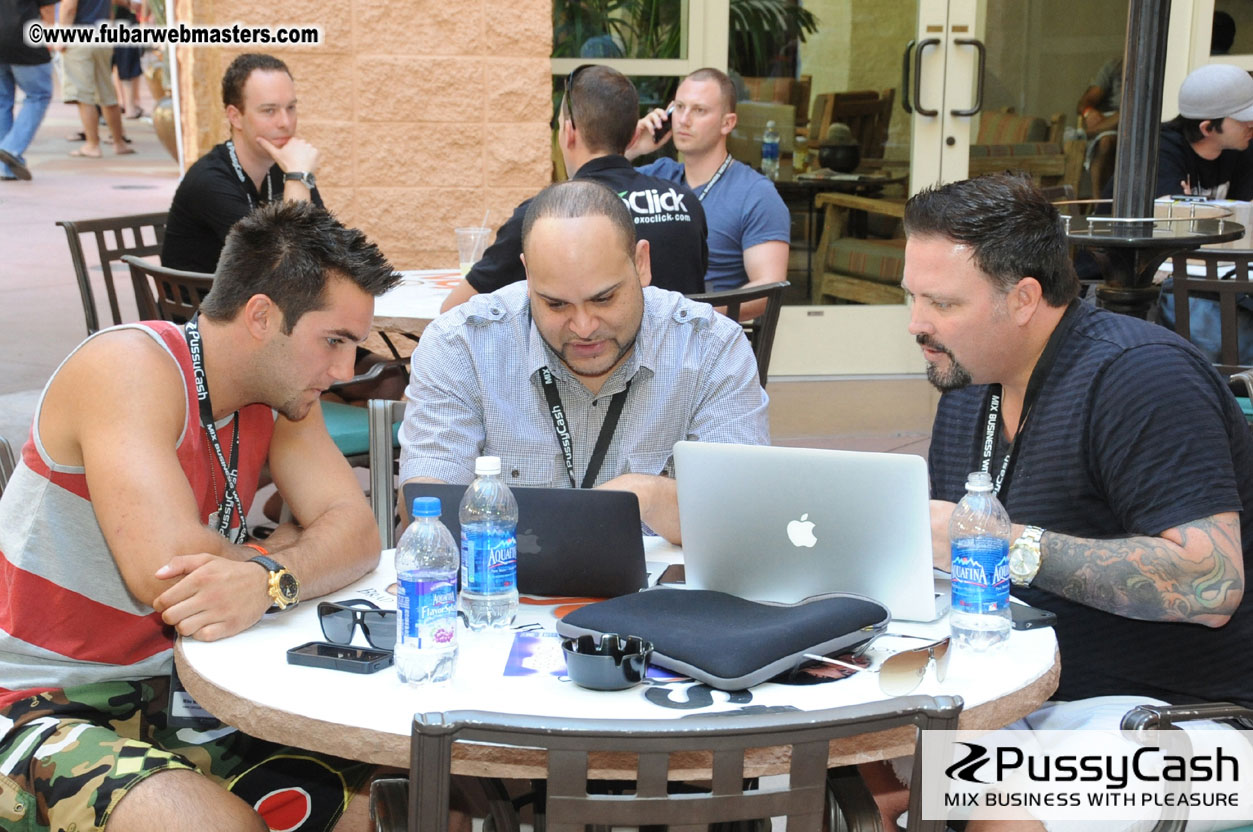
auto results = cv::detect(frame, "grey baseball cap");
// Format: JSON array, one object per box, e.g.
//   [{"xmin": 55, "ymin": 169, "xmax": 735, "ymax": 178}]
[{"xmin": 1178, "ymin": 63, "xmax": 1253, "ymax": 121}]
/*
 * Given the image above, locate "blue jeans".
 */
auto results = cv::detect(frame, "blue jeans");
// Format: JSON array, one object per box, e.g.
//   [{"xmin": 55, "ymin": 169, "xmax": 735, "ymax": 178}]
[{"xmin": 0, "ymin": 61, "xmax": 54, "ymax": 177}]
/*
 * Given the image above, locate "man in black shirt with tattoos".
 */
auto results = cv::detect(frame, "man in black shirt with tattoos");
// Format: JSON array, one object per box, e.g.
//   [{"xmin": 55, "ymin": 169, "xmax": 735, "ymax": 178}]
[{"xmin": 904, "ymin": 174, "xmax": 1251, "ymax": 722}]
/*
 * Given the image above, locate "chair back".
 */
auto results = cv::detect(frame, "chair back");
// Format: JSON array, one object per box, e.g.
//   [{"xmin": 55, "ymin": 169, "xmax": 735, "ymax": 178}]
[
  {"xmin": 826, "ymin": 88, "xmax": 895, "ymax": 159},
  {"xmin": 1167, "ymin": 250, "xmax": 1253, "ymax": 376},
  {"xmin": 687, "ymin": 281, "xmax": 789, "ymax": 386},
  {"xmin": 0, "ymin": 436, "xmax": 16, "ymax": 498},
  {"xmin": 401, "ymin": 696, "xmax": 962, "ymax": 832},
  {"xmin": 369, "ymin": 399, "xmax": 408, "ymax": 548},
  {"xmin": 57, "ymin": 212, "xmax": 168, "ymax": 334},
  {"xmin": 121, "ymin": 255, "xmax": 214, "ymax": 323}
]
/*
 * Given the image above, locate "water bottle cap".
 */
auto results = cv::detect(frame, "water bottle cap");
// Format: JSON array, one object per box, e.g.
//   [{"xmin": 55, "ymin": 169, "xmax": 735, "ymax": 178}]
[
  {"xmin": 411, "ymin": 496, "xmax": 441, "ymax": 517},
  {"xmin": 766, "ymin": 120, "xmax": 776, "ymax": 128},
  {"xmin": 965, "ymin": 471, "xmax": 994, "ymax": 491},
  {"xmin": 474, "ymin": 456, "xmax": 502, "ymax": 476}
]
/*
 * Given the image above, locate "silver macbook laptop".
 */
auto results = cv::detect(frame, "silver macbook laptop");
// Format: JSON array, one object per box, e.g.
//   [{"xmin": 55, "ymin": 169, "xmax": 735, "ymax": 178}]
[{"xmin": 673, "ymin": 441, "xmax": 945, "ymax": 621}]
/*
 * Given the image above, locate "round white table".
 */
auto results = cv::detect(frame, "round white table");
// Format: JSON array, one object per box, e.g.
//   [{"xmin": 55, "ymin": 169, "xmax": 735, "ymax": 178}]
[{"xmin": 176, "ymin": 538, "xmax": 1059, "ymax": 778}]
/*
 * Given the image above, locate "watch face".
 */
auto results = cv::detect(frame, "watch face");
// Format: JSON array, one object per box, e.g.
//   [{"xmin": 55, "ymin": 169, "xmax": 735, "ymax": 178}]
[
  {"xmin": 1010, "ymin": 544, "xmax": 1040, "ymax": 580},
  {"xmin": 277, "ymin": 571, "xmax": 300, "ymax": 602}
]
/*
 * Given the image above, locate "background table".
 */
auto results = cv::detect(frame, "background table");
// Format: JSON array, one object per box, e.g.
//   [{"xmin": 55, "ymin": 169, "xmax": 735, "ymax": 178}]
[
  {"xmin": 177, "ymin": 538, "xmax": 1058, "ymax": 779},
  {"xmin": 368, "ymin": 270, "xmax": 457, "ymax": 357}
]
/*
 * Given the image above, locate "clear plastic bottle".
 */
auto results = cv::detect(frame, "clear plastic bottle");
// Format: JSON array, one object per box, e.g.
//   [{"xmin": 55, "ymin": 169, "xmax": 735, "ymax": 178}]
[
  {"xmin": 394, "ymin": 496, "xmax": 459, "ymax": 685},
  {"xmin": 459, "ymin": 456, "xmax": 518, "ymax": 630},
  {"xmin": 949, "ymin": 471, "xmax": 1012, "ymax": 651},
  {"xmin": 761, "ymin": 120, "xmax": 781, "ymax": 180}
]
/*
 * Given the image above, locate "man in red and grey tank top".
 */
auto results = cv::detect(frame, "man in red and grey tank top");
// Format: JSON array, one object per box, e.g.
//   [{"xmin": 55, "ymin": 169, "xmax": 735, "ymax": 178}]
[{"xmin": 0, "ymin": 201, "xmax": 400, "ymax": 832}]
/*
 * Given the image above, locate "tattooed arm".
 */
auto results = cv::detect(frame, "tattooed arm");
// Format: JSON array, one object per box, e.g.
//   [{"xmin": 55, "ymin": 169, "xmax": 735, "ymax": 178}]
[{"xmin": 1030, "ymin": 512, "xmax": 1244, "ymax": 628}]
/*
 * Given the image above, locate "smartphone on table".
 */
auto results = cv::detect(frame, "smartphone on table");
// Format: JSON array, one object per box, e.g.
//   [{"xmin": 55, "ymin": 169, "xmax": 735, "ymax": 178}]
[
  {"xmin": 286, "ymin": 641, "xmax": 393, "ymax": 674},
  {"xmin": 1010, "ymin": 603, "xmax": 1058, "ymax": 631}
]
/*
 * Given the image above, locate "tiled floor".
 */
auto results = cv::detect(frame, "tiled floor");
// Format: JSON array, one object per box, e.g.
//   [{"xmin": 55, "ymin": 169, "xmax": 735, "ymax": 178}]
[{"xmin": 0, "ymin": 86, "xmax": 939, "ymax": 458}]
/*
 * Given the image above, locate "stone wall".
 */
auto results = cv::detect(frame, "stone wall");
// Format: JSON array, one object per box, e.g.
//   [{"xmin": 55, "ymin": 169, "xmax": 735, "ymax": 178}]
[{"xmin": 172, "ymin": 0, "xmax": 553, "ymax": 269}]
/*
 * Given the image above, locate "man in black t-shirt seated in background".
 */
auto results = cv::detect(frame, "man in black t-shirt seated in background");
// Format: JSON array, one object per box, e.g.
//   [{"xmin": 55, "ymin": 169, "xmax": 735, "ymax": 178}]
[
  {"xmin": 903, "ymin": 174, "xmax": 1251, "ymax": 798},
  {"xmin": 440, "ymin": 65, "xmax": 707, "ymax": 312},
  {"xmin": 162, "ymin": 53, "xmax": 323, "ymax": 273},
  {"xmin": 1153, "ymin": 63, "xmax": 1253, "ymax": 200}
]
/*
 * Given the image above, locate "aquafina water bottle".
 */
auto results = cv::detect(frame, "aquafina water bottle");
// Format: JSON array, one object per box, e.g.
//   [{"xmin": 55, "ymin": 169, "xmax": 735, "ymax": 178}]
[
  {"xmin": 761, "ymin": 119, "xmax": 781, "ymax": 180},
  {"xmin": 459, "ymin": 456, "xmax": 518, "ymax": 629},
  {"xmin": 394, "ymin": 496, "xmax": 459, "ymax": 684},
  {"xmin": 948, "ymin": 471, "xmax": 1011, "ymax": 651}
]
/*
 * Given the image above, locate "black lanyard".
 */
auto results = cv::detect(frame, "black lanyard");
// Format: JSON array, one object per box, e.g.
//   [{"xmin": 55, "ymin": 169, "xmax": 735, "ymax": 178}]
[
  {"xmin": 696, "ymin": 154, "xmax": 734, "ymax": 202},
  {"xmin": 225, "ymin": 139, "xmax": 274, "ymax": 211},
  {"xmin": 184, "ymin": 314, "xmax": 246, "ymax": 541},
  {"xmin": 539, "ymin": 367, "xmax": 631, "ymax": 489},
  {"xmin": 977, "ymin": 301, "xmax": 1079, "ymax": 499}
]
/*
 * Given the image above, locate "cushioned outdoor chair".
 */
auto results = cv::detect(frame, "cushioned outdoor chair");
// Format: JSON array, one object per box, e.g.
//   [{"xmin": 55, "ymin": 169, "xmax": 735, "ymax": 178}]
[
  {"xmin": 370, "ymin": 695, "xmax": 964, "ymax": 832},
  {"xmin": 58, "ymin": 211, "xmax": 168, "ymax": 334},
  {"xmin": 687, "ymin": 281, "xmax": 789, "ymax": 387}
]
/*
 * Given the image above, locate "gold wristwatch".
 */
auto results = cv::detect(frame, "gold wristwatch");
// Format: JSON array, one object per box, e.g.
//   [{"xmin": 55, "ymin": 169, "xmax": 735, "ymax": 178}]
[
  {"xmin": 1008, "ymin": 526, "xmax": 1044, "ymax": 587},
  {"xmin": 248, "ymin": 553, "xmax": 300, "ymax": 611}
]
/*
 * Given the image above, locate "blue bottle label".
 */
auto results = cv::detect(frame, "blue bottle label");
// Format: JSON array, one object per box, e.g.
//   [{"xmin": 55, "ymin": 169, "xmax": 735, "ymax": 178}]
[
  {"xmin": 461, "ymin": 528, "xmax": 516, "ymax": 594},
  {"xmin": 951, "ymin": 536, "xmax": 1010, "ymax": 614},
  {"xmin": 398, "ymin": 577, "xmax": 457, "ymax": 648}
]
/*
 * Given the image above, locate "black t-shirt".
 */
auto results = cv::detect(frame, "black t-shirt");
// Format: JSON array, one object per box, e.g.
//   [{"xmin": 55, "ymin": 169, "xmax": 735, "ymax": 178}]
[
  {"xmin": 161, "ymin": 142, "xmax": 324, "ymax": 273},
  {"xmin": 0, "ymin": 0, "xmax": 55, "ymax": 65},
  {"xmin": 467, "ymin": 155, "xmax": 708, "ymax": 296},
  {"xmin": 929, "ymin": 302, "xmax": 1253, "ymax": 708},
  {"xmin": 1154, "ymin": 124, "xmax": 1253, "ymax": 200}
]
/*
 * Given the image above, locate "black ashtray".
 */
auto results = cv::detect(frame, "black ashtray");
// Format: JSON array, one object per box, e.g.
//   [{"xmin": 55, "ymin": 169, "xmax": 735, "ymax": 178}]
[{"xmin": 561, "ymin": 633, "xmax": 653, "ymax": 690}]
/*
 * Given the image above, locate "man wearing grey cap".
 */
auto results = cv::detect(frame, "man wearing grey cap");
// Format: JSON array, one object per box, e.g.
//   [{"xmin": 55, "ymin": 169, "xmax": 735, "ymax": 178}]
[{"xmin": 1155, "ymin": 63, "xmax": 1253, "ymax": 199}]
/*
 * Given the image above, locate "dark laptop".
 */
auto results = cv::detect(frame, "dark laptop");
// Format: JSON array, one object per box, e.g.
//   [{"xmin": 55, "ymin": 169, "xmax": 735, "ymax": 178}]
[{"xmin": 400, "ymin": 483, "xmax": 648, "ymax": 598}]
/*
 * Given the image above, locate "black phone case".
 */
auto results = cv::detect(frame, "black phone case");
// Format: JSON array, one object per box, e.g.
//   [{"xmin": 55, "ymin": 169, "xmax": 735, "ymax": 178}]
[
  {"xmin": 1010, "ymin": 604, "xmax": 1057, "ymax": 630},
  {"xmin": 286, "ymin": 641, "xmax": 394, "ymax": 673}
]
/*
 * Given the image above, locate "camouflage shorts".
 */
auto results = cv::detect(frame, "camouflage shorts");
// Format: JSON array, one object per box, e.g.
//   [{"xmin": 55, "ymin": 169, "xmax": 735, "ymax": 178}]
[{"xmin": 0, "ymin": 677, "xmax": 373, "ymax": 832}]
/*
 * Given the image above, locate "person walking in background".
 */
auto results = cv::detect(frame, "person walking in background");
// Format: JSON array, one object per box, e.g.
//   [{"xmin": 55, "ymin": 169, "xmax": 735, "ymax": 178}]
[
  {"xmin": 57, "ymin": 0, "xmax": 134, "ymax": 159},
  {"xmin": 0, "ymin": 0, "xmax": 56, "ymax": 180}
]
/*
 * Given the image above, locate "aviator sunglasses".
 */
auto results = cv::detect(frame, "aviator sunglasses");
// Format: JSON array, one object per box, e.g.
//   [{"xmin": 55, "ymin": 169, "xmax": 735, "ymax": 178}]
[
  {"xmin": 318, "ymin": 598, "xmax": 397, "ymax": 651},
  {"xmin": 557, "ymin": 63, "xmax": 595, "ymax": 131},
  {"xmin": 806, "ymin": 634, "xmax": 951, "ymax": 696}
]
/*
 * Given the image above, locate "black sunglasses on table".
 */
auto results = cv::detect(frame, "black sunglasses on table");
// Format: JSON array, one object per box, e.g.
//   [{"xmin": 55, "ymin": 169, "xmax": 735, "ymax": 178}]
[{"xmin": 317, "ymin": 598, "xmax": 397, "ymax": 651}]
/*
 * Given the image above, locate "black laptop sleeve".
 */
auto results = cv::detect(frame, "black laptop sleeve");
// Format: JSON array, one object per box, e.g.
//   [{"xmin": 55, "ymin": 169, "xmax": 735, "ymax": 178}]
[{"xmin": 555, "ymin": 588, "xmax": 891, "ymax": 690}]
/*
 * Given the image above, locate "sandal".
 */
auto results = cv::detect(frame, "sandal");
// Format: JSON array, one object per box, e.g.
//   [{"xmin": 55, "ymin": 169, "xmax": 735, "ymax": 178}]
[
  {"xmin": 127, "ymin": 107, "xmax": 145, "ymax": 119},
  {"xmin": 66, "ymin": 131, "xmax": 87, "ymax": 142}
]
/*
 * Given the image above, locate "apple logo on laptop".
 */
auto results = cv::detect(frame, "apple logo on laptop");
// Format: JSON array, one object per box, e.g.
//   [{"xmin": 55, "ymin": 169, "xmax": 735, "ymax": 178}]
[
  {"xmin": 516, "ymin": 529, "xmax": 541, "ymax": 555},
  {"xmin": 786, "ymin": 514, "xmax": 818, "ymax": 548}
]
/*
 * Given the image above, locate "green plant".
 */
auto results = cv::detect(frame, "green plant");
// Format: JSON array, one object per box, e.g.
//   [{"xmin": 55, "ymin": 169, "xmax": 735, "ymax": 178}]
[
  {"xmin": 553, "ymin": 0, "xmax": 819, "ymax": 75},
  {"xmin": 729, "ymin": 0, "xmax": 819, "ymax": 77}
]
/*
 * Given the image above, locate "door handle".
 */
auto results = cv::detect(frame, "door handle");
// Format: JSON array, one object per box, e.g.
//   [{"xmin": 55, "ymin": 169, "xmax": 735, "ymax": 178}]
[
  {"xmin": 950, "ymin": 37, "xmax": 986, "ymax": 117},
  {"xmin": 913, "ymin": 37, "xmax": 941, "ymax": 117},
  {"xmin": 901, "ymin": 40, "xmax": 915, "ymax": 114}
]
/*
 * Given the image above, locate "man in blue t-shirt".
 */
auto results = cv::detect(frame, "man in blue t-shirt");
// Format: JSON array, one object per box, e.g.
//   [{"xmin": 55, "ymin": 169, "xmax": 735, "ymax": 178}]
[
  {"xmin": 628, "ymin": 67, "xmax": 790, "ymax": 316},
  {"xmin": 903, "ymin": 172, "xmax": 1253, "ymax": 825}
]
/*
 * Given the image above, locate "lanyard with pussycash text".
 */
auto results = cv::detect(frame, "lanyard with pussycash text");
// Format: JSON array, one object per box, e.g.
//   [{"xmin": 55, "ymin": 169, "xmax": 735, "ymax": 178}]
[
  {"xmin": 977, "ymin": 300, "xmax": 1079, "ymax": 499},
  {"xmin": 183, "ymin": 314, "xmax": 247, "ymax": 541},
  {"xmin": 539, "ymin": 367, "xmax": 631, "ymax": 489}
]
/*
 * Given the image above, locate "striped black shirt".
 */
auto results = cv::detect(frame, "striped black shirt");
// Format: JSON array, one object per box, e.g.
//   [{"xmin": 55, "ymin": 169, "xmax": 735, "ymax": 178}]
[{"xmin": 929, "ymin": 302, "xmax": 1253, "ymax": 707}]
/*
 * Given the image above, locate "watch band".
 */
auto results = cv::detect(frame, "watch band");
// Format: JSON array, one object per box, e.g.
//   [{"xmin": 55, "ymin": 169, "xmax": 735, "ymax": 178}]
[{"xmin": 283, "ymin": 171, "xmax": 315, "ymax": 188}]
